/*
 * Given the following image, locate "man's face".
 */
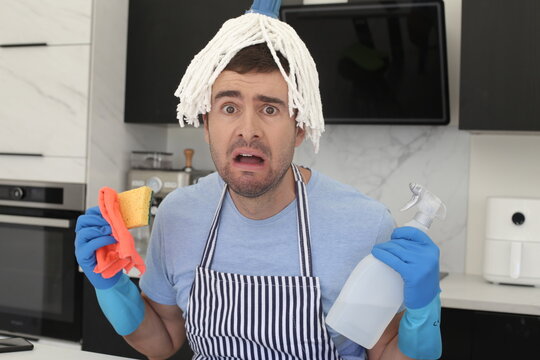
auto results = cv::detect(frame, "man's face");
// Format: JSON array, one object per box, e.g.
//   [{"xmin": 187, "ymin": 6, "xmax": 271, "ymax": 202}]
[{"xmin": 204, "ymin": 70, "xmax": 305, "ymax": 198}]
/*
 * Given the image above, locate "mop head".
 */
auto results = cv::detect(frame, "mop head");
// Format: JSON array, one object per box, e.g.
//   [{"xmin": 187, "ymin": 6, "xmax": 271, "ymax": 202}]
[{"xmin": 174, "ymin": 4, "xmax": 324, "ymax": 153}]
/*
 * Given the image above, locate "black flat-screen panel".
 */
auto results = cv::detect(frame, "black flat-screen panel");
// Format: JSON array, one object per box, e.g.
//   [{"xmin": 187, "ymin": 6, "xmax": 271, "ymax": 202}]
[{"xmin": 281, "ymin": 0, "xmax": 450, "ymax": 125}]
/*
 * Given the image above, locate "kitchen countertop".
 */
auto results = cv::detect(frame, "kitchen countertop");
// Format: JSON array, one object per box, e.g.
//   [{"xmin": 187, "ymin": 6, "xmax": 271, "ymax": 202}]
[
  {"xmin": 440, "ymin": 273, "xmax": 540, "ymax": 316},
  {"xmin": 0, "ymin": 339, "xmax": 135, "ymax": 360}
]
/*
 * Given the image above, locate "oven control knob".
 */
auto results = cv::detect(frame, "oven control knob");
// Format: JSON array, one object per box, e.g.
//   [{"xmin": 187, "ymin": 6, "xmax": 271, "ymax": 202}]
[
  {"xmin": 10, "ymin": 187, "xmax": 25, "ymax": 200},
  {"xmin": 146, "ymin": 176, "xmax": 163, "ymax": 194}
]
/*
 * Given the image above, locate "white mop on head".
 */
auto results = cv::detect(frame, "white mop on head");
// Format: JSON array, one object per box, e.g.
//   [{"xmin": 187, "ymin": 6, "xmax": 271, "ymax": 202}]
[{"xmin": 174, "ymin": 0, "xmax": 324, "ymax": 153}]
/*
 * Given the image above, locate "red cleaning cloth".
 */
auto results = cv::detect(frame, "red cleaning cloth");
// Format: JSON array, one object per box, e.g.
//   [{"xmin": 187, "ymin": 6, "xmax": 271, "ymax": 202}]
[{"xmin": 95, "ymin": 187, "xmax": 146, "ymax": 278}]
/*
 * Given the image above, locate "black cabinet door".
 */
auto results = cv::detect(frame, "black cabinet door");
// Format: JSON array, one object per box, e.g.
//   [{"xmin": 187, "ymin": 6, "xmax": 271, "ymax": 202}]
[
  {"xmin": 440, "ymin": 308, "xmax": 473, "ymax": 359},
  {"xmin": 124, "ymin": 0, "xmax": 252, "ymax": 124},
  {"xmin": 459, "ymin": 0, "xmax": 540, "ymax": 131},
  {"xmin": 82, "ymin": 277, "xmax": 193, "ymax": 359},
  {"xmin": 440, "ymin": 308, "xmax": 540, "ymax": 360}
]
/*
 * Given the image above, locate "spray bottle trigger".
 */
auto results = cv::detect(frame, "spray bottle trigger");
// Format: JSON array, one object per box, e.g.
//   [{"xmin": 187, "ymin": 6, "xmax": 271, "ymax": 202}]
[
  {"xmin": 400, "ymin": 182, "xmax": 423, "ymax": 212},
  {"xmin": 400, "ymin": 194, "xmax": 419, "ymax": 212}
]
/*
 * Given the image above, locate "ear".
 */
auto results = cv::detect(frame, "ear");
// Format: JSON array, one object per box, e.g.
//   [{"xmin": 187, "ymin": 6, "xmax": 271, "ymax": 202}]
[
  {"xmin": 203, "ymin": 113, "xmax": 210, "ymax": 144},
  {"xmin": 295, "ymin": 125, "xmax": 306, "ymax": 147}
]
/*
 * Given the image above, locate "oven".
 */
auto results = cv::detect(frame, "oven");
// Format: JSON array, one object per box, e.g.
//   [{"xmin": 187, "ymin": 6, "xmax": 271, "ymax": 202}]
[{"xmin": 0, "ymin": 180, "xmax": 85, "ymax": 341}]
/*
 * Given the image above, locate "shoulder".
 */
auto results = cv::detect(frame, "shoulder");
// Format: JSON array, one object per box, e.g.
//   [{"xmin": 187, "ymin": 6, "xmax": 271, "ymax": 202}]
[
  {"xmin": 307, "ymin": 169, "xmax": 395, "ymax": 240},
  {"xmin": 308, "ymin": 169, "xmax": 389, "ymax": 216}
]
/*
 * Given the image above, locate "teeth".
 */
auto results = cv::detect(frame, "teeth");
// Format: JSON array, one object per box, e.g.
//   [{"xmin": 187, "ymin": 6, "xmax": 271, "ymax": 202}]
[{"xmin": 240, "ymin": 153, "xmax": 253, "ymax": 157}]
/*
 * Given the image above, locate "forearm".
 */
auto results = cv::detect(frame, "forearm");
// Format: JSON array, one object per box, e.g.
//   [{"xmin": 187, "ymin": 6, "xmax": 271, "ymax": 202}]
[
  {"xmin": 95, "ymin": 275, "xmax": 185, "ymax": 359},
  {"xmin": 123, "ymin": 295, "xmax": 186, "ymax": 360},
  {"xmin": 368, "ymin": 312, "xmax": 413, "ymax": 360},
  {"xmin": 376, "ymin": 336, "xmax": 413, "ymax": 360},
  {"xmin": 372, "ymin": 296, "xmax": 442, "ymax": 360}
]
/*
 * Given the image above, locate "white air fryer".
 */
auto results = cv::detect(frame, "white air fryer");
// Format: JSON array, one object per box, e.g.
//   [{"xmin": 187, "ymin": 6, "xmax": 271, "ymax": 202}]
[{"xmin": 483, "ymin": 197, "xmax": 540, "ymax": 286}]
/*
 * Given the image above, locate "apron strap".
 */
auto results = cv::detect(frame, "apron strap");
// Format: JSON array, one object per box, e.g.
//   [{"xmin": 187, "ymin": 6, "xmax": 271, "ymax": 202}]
[
  {"xmin": 200, "ymin": 184, "xmax": 228, "ymax": 269},
  {"xmin": 292, "ymin": 164, "xmax": 313, "ymax": 277},
  {"xmin": 199, "ymin": 164, "xmax": 313, "ymax": 277}
]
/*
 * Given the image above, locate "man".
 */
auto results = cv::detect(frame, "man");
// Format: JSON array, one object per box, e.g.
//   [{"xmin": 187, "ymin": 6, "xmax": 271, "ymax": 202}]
[{"xmin": 75, "ymin": 1, "xmax": 442, "ymax": 359}]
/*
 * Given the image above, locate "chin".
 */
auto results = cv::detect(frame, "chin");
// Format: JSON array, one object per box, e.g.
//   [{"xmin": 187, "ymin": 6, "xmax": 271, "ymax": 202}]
[{"xmin": 227, "ymin": 176, "xmax": 273, "ymax": 198}]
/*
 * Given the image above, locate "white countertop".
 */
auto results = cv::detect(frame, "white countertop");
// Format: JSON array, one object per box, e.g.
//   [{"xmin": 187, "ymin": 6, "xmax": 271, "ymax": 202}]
[
  {"xmin": 0, "ymin": 338, "xmax": 135, "ymax": 360},
  {"xmin": 440, "ymin": 273, "xmax": 540, "ymax": 316}
]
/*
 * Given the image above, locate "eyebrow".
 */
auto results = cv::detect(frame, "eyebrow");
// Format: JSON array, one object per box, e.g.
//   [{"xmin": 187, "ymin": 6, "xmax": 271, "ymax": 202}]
[
  {"xmin": 214, "ymin": 91, "xmax": 285, "ymax": 107},
  {"xmin": 257, "ymin": 95, "xmax": 286, "ymax": 107},
  {"xmin": 214, "ymin": 90, "xmax": 241, "ymax": 101}
]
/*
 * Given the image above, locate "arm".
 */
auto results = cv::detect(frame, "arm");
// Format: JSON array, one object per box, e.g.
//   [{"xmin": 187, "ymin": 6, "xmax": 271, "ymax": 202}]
[
  {"xmin": 123, "ymin": 292, "xmax": 186, "ymax": 360},
  {"xmin": 75, "ymin": 207, "xmax": 185, "ymax": 359},
  {"xmin": 368, "ymin": 312, "xmax": 413, "ymax": 360}
]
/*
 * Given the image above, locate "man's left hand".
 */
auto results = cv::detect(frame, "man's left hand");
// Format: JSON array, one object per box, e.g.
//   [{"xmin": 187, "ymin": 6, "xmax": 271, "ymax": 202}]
[{"xmin": 372, "ymin": 226, "xmax": 440, "ymax": 309}]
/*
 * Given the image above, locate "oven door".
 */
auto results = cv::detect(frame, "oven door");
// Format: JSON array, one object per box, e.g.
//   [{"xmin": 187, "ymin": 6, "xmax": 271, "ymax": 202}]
[{"xmin": 0, "ymin": 207, "xmax": 82, "ymax": 341}]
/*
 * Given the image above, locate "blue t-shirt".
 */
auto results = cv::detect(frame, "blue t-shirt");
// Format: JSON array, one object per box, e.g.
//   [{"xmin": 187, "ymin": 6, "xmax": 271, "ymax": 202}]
[{"xmin": 140, "ymin": 169, "xmax": 395, "ymax": 360}]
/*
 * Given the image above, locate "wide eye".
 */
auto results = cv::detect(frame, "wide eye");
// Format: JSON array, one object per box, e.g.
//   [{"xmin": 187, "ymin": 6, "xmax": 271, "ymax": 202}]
[
  {"xmin": 222, "ymin": 104, "xmax": 237, "ymax": 114},
  {"xmin": 263, "ymin": 105, "xmax": 278, "ymax": 115}
]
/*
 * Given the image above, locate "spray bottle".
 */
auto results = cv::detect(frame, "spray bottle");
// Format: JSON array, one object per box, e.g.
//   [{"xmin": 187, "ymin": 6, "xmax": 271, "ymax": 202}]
[{"xmin": 325, "ymin": 183, "xmax": 446, "ymax": 349}]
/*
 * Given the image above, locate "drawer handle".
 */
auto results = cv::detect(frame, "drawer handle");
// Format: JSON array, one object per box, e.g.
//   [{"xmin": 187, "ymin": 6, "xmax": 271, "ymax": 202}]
[
  {"xmin": 509, "ymin": 242, "xmax": 522, "ymax": 279},
  {"xmin": 0, "ymin": 214, "xmax": 70, "ymax": 229},
  {"xmin": 0, "ymin": 152, "xmax": 43, "ymax": 157},
  {"xmin": 0, "ymin": 42, "xmax": 48, "ymax": 48}
]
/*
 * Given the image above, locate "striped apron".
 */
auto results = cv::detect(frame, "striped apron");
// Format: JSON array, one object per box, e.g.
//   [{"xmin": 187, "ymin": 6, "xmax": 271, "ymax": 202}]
[{"xmin": 184, "ymin": 164, "xmax": 342, "ymax": 360}]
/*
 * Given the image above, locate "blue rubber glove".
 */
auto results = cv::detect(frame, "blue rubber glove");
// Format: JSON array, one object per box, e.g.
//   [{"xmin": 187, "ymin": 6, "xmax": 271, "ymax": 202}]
[
  {"xmin": 96, "ymin": 273, "xmax": 145, "ymax": 335},
  {"xmin": 371, "ymin": 226, "xmax": 440, "ymax": 309},
  {"xmin": 398, "ymin": 295, "xmax": 442, "ymax": 359},
  {"xmin": 75, "ymin": 206, "xmax": 122, "ymax": 289}
]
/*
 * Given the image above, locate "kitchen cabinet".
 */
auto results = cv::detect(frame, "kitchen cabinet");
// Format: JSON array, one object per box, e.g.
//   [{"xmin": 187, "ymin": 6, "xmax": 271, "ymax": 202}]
[
  {"xmin": 440, "ymin": 308, "xmax": 540, "ymax": 360},
  {"xmin": 124, "ymin": 0, "xmax": 252, "ymax": 124},
  {"xmin": 440, "ymin": 274, "xmax": 540, "ymax": 359},
  {"xmin": 0, "ymin": 45, "xmax": 90, "ymax": 157},
  {"xmin": 0, "ymin": 0, "xmax": 92, "ymax": 45},
  {"xmin": 0, "ymin": 0, "xmax": 92, "ymax": 183},
  {"xmin": 459, "ymin": 0, "xmax": 540, "ymax": 131},
  {"xmin": 82, "ymin": 277, "xmax": 194, "ymax": 360},
  {"xmin": 123, "ymin": 0, "xmax": 299, "ymax": 124}
]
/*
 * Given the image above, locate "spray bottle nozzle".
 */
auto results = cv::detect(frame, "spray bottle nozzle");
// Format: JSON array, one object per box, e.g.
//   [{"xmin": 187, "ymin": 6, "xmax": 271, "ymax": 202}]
[{"xmin": 400, "ymin": 183, "xmax": 446, "ymax": 229}]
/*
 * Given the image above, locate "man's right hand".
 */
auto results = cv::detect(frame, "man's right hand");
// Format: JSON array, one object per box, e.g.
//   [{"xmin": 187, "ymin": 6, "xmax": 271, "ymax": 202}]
[{"xmin": 75, "ymin": 206, "xmax": 122, "ymax": 289}]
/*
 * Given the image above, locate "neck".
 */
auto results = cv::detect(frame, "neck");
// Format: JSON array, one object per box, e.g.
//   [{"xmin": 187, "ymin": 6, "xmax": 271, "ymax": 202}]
[{"xmin": 229, "ymin": 166, "xmax": 311, "ymax": 220}]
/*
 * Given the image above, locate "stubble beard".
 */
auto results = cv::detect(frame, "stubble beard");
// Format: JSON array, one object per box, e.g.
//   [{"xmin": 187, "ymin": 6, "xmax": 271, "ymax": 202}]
[{"xmin": 209, "ymin": 139, "xmax": 293, "ymax": 199}]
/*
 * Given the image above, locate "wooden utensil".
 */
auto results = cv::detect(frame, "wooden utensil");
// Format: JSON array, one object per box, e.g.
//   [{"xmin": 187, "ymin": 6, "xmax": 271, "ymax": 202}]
[{"xmin": 183, "ymin": 148, "xmax": 194, "ymax": 173}]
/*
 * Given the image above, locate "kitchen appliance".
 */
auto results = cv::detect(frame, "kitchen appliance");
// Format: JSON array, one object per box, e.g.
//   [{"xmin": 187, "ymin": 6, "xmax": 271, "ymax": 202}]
[
  {"xmin": 0, "ymin": 179, "xmax": 85, "ymax": 341},
  {"xmin": 483, "ymin": 197, "xmax": 540, "ymax": 286},
  {"xmin": 130, "ymin": 151, "xmax": 173, "ymax": 170},
  {"xmin": 128, "ymin": 169, "xmax": 190, "ymax": 205},
  {"xmin": 281, "ymin": 0, "xmax": 450, "ymax": 125}
]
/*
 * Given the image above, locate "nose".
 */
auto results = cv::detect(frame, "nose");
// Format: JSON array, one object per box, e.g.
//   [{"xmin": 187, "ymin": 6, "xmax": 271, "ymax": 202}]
[{"xmin": 236, "ymin": 108, "xmax": 261, "ymax": 142}]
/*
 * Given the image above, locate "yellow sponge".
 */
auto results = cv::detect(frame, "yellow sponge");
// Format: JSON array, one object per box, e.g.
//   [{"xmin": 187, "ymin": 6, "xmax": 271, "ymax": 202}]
[{"xmin": 117, "ymin": 186, "xmax": 153, "ymax": 228}]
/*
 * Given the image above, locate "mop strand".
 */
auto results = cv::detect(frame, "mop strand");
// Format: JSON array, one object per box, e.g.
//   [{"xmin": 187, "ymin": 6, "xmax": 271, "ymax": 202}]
[{"xmin": 174, "ymin": 11, "xmax": 324, "ymax": 153}]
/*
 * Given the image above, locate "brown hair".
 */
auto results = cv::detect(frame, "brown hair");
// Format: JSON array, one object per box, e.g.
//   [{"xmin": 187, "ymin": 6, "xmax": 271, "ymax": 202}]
[{"xmin": 224, "ymin": 43, "xmax": 290, "ymax": 75}]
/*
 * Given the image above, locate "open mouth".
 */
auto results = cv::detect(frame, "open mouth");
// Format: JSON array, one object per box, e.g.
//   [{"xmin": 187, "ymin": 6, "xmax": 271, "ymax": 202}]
[{"xmin": 234, "ymin": 153, "xmax": 264, "ymax": 165}]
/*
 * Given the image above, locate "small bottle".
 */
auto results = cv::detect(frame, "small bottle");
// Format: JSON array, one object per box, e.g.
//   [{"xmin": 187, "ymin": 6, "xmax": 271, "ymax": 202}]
[{"xmin": 326, "ymin": 183, "xmax": 446, "ymax": 349}]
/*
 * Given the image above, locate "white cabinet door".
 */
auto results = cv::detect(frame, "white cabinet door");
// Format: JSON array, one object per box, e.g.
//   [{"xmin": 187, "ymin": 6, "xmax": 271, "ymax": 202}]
[
  {"xmin": 0, "ymin": 0, "xmax": 92, "ymax": 45},
  {"xmin": 0, "ymin": 45, "xmax": 90, "ymax": 157}
]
